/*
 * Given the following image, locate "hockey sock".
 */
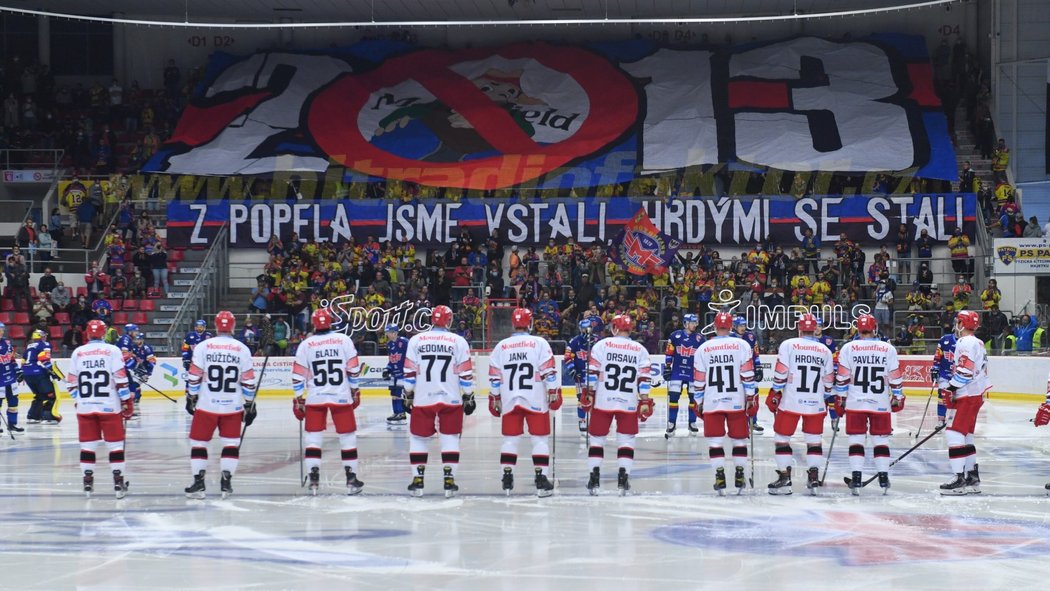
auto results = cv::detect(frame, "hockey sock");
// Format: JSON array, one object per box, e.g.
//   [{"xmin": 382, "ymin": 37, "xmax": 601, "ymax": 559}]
[
  {"xmin": 304, "ymin": 431, "xmax": 323, "ymax": 471},
  {"xmin": 804, "ymin": 434, "xmax": 823, "ymax": 469},
  {"xmin": 500, "ymin": 435, "xmax": 520, "ymax": 469},
  {"xmin": 667, "ymin": 388, "xmax": 681, "ymax": 424},
  {"xmin": 439, "ymin": 433, "xmax": 460, "ymax": 477},
  {"xmin": 963, "ymin": 433, "xmax": 977, "ymax": 471},
  {"xmin": 587, "ymin": 435, "xmax": 605, "ymax": 470},
  {"xmin": 731, "ymin": 438, "xmax": 748, "ymax": 469},
  {"xmin": 409, "ymin": 434, "xmax": 428, "ymax": 476},
  {"xmin": 946, "ymin": 429, "xmax": 967, "ymax": 473},
  {"xmin": 848, "ymin": 435, "xmax": 866, "ymax": 472},
  {"xmin": 708, "ymin": 436, "xmax": 725, "ymax": 470},
  {"xmin": 872, "ymin": 436, "xmax": 890, "ymax": 473},
  {"xmin": 220, "ymin": 437, "xmax": 239, "ymax": 475},
  {"xmin": 937, "ymin": 402, "xmax": 946, "ymax": 419},
  {"xmin": 391, "ymin": 388, "xmax": 405, "ymax": 414},
  {"xmin": 190, "ymin": 440, "xmax": 209, "ymax": 474},
  {"xmin": 530, "ymin": 436, "xmax": 550, "ymax": 476},
  {"xmin": 7, "ymin": 410, "xmax": 17, "ymax": 428},
  {"xmin": 774, "ymin": 437, "xmax": 792, "ymax": 471},
  {"xmin": 577, "ymin": 405, "xmax": 586, "ymax": 420},
  {"xmin": 107, "ymin": 440, "xmax": 126, "ymax": 473},
  {"xmin": 80, "ymin": 444, "xmax": 98, "ymax": 474},
  {"xmin": 687, "ymin": 391, "xmax": 698, "ymax": 423},
  {"xmin": 339, "ymin": 432, "xmax": 359, "ymax": 473},
  {"xmin": 616, "ymin": 433, "xmax": 635, "ymax": 473}
]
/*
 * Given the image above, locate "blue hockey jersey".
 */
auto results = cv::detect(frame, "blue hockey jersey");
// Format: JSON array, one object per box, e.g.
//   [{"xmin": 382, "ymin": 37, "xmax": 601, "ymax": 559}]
[{"xmin": 664, "ymin": 329, "xmax": 704, "ymax": 380}]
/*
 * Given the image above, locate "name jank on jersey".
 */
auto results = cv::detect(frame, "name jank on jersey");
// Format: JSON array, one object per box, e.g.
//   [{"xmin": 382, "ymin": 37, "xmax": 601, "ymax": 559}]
[{"xmin": 508, "ymin": 351, "xmax": 529, "ymax": 362}]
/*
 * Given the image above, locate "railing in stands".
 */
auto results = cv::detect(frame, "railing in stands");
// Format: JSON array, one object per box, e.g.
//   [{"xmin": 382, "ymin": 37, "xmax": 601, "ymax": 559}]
[{"xmin": 165, "ymin": 225, "xmax": 230, "ymax": 354}]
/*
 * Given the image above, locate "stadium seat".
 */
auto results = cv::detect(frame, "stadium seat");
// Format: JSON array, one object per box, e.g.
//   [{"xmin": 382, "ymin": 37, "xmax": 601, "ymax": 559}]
[
  {"xmin": 139, "ymin": 300, "xmax": 155, "ymax": 312},
  {"xmin": 0, "ymin": 312, "xmax": 9, "ymax": 324},
  {"xmin": 110, "ymin": 299, "xmax": 123, "ymax": 311},
  {"xmin": 112, "ymin": 312, "xmax": 128, "ymax": 325},
  {"xmin": 29, "ymin": 287, "xmax": 37, "ymax": 299},
  {"xmin": 76, "ymin": 287, "xmax": 88, "ymax": 298},
  {"xmin": 49, "ymin": 325, "xmax": 64, "ymax": 340},
  {"xmin": 147, "ymin": 288, "xmax": 162, "ymax": 299},
  {"xmin": 123, "ymin": 300, "xmax": 139, "ymax": 311},
  {"xmin": 7, "ymin": 326, "xmax": 25, "ymax": 341},
  {"xmin": 131, "ymin": 312, "xmax": 148, "ymax": 325},
  {"xmin": 13, "ymin": 312, "xmax": 30, "ymax": 325},
  {"xmin": 53, "ymin": 312, "xmax": 70, "ymax": 324},
  {"xmin": 169, "ymin": 250, "xmax": 184, "ymax": 263},
  {"xmin": 1, "ymin": 300, "xmax": 14, "ymax": 312}
]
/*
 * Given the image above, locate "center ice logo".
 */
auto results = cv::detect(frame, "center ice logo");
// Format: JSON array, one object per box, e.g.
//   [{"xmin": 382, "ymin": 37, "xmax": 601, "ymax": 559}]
[{"xmin": 653, "ymin": 511, "xmax": 1050, "ymax": 566}]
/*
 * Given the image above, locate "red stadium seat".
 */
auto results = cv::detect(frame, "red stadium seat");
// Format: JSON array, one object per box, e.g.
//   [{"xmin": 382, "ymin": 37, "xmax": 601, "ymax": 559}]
[
  {"xmin": 168, "ymin": 250, "xmax": 184, "ymax": 263},
  {"xmin": 49, "ymin": 325, "xmax": 64, "ymax": 340},
  {"xmin": 131, "ymin": 312, "xmax": 148, "ymax": 325},
  {"xmin": 7, "ymin": 326, "xmax": 25, "ymax": 341},
  {"xmin": 146, "ymin": 288, "xmax": 162, "ymax": 299},
  {"xmin": 0, "ymin": 312, "xmax": 10, "ymax": 324},
  {"xmin": 76, "ymin": 287, "xmax": 88, "ymax": 298},
  {"xmin": 112, "ymin": 312, "xmax": 128, "ymax": 325},
  {"xmin": 1, "ymin": 300, "xmax": 14, "ymax": 312},
  {"xmin": 13, "ymin": 312, "xmax": 30, "ymax": 325},
  {"xmin": 123, "ymin": 300, "xmax": 139, "ymax": 311},
  {"xmin": 139, "ymin": 300, "xmax": 155, "ymax": 312},
  {"xmin": 53, "ymin": 312, "xmax": 70, "ymax": 324},
  {"xmin": 29, "ymin": 287, "xmax": 37, "ymax": 299},
  {"xmin": 110, "ymin": 299, "xmax": 123, "ymax": 311}
]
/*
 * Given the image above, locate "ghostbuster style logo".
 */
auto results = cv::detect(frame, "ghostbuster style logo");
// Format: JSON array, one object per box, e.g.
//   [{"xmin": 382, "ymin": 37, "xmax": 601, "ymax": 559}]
[
  {"xmin": 322, "ymin": 294, "xmax": 433, "ymax": 335},
  {"xmin": 700, "ymin": 289, "xmax": 871, "ymax": 335},
  {"xmin": 996, "ymin": 245, "xmax": 1017, "ymax": 266}
]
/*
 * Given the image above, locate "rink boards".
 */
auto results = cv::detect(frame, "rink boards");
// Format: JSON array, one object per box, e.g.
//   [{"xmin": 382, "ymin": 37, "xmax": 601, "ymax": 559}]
[{"xmin": 20, "ymin": 353, "xmax": 1050, "ymax": 402}]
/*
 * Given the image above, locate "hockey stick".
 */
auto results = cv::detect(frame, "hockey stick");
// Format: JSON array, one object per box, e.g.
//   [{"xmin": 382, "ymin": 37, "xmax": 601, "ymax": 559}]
[
  {"xmin": 551, "ymin": 399, "xmax": 558, "ymax": 487},
  {"xmin": 748, "ymin": 418, "xmax": 755, "ymax": 488},
  {"xmin": 844, "ymin": 423, "xmax": 946, "ymax": 488},
  {"xmin": 819, "ymin": 420, "xmax": 838, "ymax": 486},
  {"xmin": 913, "ymin": 382, "xmax": 938, "ymax": 439},
  {"xmin": 298, "ymin": 416, "xmax": 306, "ymax": 487},
  {"xmin": 136, "ymin": 372, "xmax": 178, "ymax": 403},
  {"xmin": 237, "ymin": 350, "xmax": 271, "ymax": 451},
  {"xmin": 0, "ymin": 409, "xmax": 14, "ymax": 440}
]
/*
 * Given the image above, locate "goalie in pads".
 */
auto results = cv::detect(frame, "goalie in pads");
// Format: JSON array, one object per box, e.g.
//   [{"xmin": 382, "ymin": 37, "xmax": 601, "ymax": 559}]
[{"xmin": 488, "ymin": 308, "xmax": 560, "ymax": 497}]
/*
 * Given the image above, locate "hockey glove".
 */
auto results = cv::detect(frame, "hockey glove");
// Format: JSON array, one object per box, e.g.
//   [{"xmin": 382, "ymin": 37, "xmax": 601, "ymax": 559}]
[
  {"xmin": 548, "ymin": 389, "xmax": 563, "ymax": 411},
  {"xmin": 689, "ymin": 399, "xmax": 701, "ymax": 418},
  {"xmin": 942, "ymin": 385, "xmax": 958, "ymax": 409},
  {"xmin": 292, "ymin": 397, "xmax": 306, "ymax": 421},
  {"xmin": 765, "ymin": 389, "xmax": 782, "ymax": 414},
  {"xmin": 404, "ymin": 392, "xmax": 414, "ymax": 413},
  {"xmin": 351, "ymin": 389, "xmax": 361, "ymax": 410},
  {"xmin": 565, "ymin": 364, "xmax": 577, "ymax": 383},
  {"xmin": 579, "ymin": 388, "xmax": 595, "ymax": 412},
  {"xmin": 462, "ymin": 394, "xmax": 477, "ymax": 416},
  {"xmin": 185, "ymin": 394, "xmax": 197, "ymax": 416},
  {"xmin": 745, "ymin": 393, "xmax": 759, "ymax": 417},
  {"xmin": 1035, "ymin": 403, "xmax": 1050, "ymax": 427},
  {"xmin": 382, "ymin": 368, "xmax": 391, "ymax": 380},
  {"xmin": 637, "ymin": 397, "xmax": 655, "ymax": 422},
  {"xmin": 15, "ymin": 369, "xmax": 23, "ymax": 384},
  {"xmin": 754, "ymin": 367, "xmax": 764, "ymax": 383},
  {"xmin": 662, "ymin": 364, "xmax": 672, "ymax": 381},
  {"xmin": 488, "ymin": 395, "xmax": 502, "ymax": 417},
  {"xmin": 243, "ymin": 400, "xmax": 258, "ymax": 426},
  {"xmin": 891, "ymin": 394, "xmax": 905, "ymax": 413},
  {"xmin": 182, "ymin": 360, "xmax": 191, "ymax": 371},
  {"xmin": 929, "ymin": 366, "xmax": 939, "ymax": 382},
  {"xmin": 830, "ymin": 395, "xmax": 845, "ymax": 418},
  {"xmin": 121, "ymin": 398, "xmax": 134, "ymax": 420}
]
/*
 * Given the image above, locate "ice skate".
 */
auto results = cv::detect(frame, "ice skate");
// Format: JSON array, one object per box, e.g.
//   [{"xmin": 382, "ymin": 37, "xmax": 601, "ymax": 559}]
[
  {"xmin": 767, "ymin": 467, "xmax": 792, "ymax": 495},
  {"xmin": 345, "ymin": 467, "xmax": 364, "ymax": 496},
  {"xmin": 220, "ymin": 470, "xmax": 233, "ymax": 499},
  {"xmin": 940, "ymin": 473, "xmax": 968, "ymax": 495},
  {"xmin": 750, "ymin": 422, "xmax": 764, "ymax": 434},
  {"xmin": 308, "ymin": 467, "xmax": 320, "ymax": 496},
  {"xmin": 806, "ymin": 467, "xmax": 820, "ymax": 495},
  {"xmin": 714, "ymin": 468, "xmax": 726, "ymax": 496},
  {"xmin": 7, "ymin": 425, "xmax": 23, "ymax": 433},
  {"xmin": 113, "ymin": 470, "xmax": 128, "ymax": 499},
  {"xmin": 965, "ymin": 465, "xmax": 981, "ymax": 495},
  {"xmin": 83, "ymin": 470, "xmax": 94, "ymax": 498},
  {"xmin": 443, "ymin": 466, "xmax": 458, "ymax": 498},
  {"xmin": 849, "ymin": 471, "xmax": 862, "ymax": 496},
  {"xmin": 386, "ymin": 412, "xmax": 407, "ymax": 425},
  {"xmin": 501, "ymin": 467, "xmax": 514, "ymax": 495},
  {"xmin": 586, "ymin": 467, "xmax": 600, "ymax": 495},
  {"xmin": 617, "ymin": 467, "xmax": 630, "ymax": 496},
  {"xmin": 408, "ymin": 466, "xmax": 425, "ymax": 497},
  {"xmin": 578, "ymin": 419, "xmax": 587, "ymax": 435},
  {"xmin": 184, "ymin": 470, "xmax": 206, "ymax": 499},
  {"xmin": 734, "ymin": 466, "xmax": 746, "ymax": 494},
  {"xmin": 878, "ymin": 472, "xmax": 890, "ymax": 494},
  {"xmin": 534, "ymin": 469, "xmax": 554, "ymax": 498},
  {"xmin": 1045, "ymin": 482, "xmax": 1050, "ymax": 496},
  {"xmin": 664, "ymin": 422, "xmax": 676, "ymax": 440},
  {"xmin": 688, "ymin": 422, "xmax": 699, "ymax": 435}
]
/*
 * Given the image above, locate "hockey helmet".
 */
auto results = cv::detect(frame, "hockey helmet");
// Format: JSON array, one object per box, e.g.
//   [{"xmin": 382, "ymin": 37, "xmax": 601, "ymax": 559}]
[
  {"xmin": 30, "ymin": 329, "xmax": 46, "ymax": 341},
  {"xmin": 956, "ymin": 310, "xmax": 980, "ymax": 331},
  {"xmin": 733, "ymin": 315, "xmax": 748, "ymax": 327},
  {"xmin": 611, "ymin": 314, "xmax": 634, "ymax": 334},
  {"xmin": 713, "ymin": 311, "xmax": 734, "ymax": 330},
  {"xmin": 133, "ymin": 332, "xmax": 145, "ymax": 344},
  {"xmin": 797, "ymin": 313, "xmax": 819, "ymax": 334},
  {"xmin": 431, "ymin": 305, "xmax": 453, "ymax": 329},
  {"xmin": 856, "ymin": 314, "xmax": 878, "ymax": 333},
  {"xmin": 215, "ymin": 310, "xmax": 236, "ymax": 333},
  {"xmin": 578, "ymin": 318, "xmax": 592, "ymax": 332},
  {"xmin": 124, "ymin": 323, "xmax": 139, "ymax": 335},
  {"xmin": 682, "ymin": 313, "xmax": 698, "ymax": 326},
  {"xmin": 311, "ymin": 308, "xmax": 333, "ymax": 331},
  {"xmin": 511, "ymin": 307, "xmax": 533, "ymax": 330},
  {"xmin": 384, "ymin": 324, "xmax": 399, "ymax": 336},
  {"xmin": 86, "ymin": 319, "xmax": 107, "ymax": 340},
  {"xmin": 194, "ymin": 319, "xmax": 207, "ymax": 332},
  {"xmin": 0, "ymin": 322, "xmax": 5, "ymax": 335}
]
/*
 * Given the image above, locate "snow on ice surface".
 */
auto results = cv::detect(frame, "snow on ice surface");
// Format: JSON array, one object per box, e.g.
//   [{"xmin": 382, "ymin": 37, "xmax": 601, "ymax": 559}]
[{"xmin": 2, "ymin": 398, "xmax": 1050, "ymax": 590}]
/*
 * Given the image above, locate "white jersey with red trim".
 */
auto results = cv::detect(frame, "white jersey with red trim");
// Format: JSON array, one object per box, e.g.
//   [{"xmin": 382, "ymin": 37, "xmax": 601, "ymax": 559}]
[
  {"xmin": 948, "ymin": 334, "xmax": 990, "ymax": 399},
  {"xmin": 188, "ymin": 335, "xmax": 256, "ymax": 414},
  {"xmin": 292, "ymin": 332, "xmax": 361, "ymax": 405},
  {"xmin": 771, "ymin": 336, "xmax": 835, "ymax": 415},
  {"xmin": 834, "ymin": 338, "xmax": 903, "ymax": 413},
  {"xmin": 67, "ymin": 341, "xmax": 129, "ymax": 415},
  {"xmin": 403, "ymin": 329, "xmax": 474, "ymax": 407},
  {"xmin": 488, "ymin": 333, "xmax": 558, "ymax": 413},
  {"xmin": 587, "ymin": 336, "xmax": 651, "ymax": 412},
  {"xmin": 690, "ymin": 335, "xmax": 756, "ymax": 413}
]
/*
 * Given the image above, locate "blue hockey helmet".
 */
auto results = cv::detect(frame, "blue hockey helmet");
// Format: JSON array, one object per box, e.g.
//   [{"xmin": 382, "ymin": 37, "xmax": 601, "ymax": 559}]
[
  {"xmin": 194, "ymin": 319, "xmax": 207, "ymax": 332},
  {"xmin": 682, "ymin": 313, "xmax": 698, "ymax": 325},
  {"xmin": 133, "ymin": 332, "xmax": 145, "ymax": 343},
  {"xmin": 125, "ymin": 323, "xmax": 139, "ymax": 334},
  {"xmin": 0, "ymin": 322, "xmax": 5, "ymax": 331},
  {"xmin": 733, "ymin": 315, "xmax": 748, "ymax": 327},
  {"xmin": 384, "ymin": 324, "xmax": 399, "ymax": 335},
  {"xmin": 578, "ymin": 318, "xmax": 592, "ymax": 332}
]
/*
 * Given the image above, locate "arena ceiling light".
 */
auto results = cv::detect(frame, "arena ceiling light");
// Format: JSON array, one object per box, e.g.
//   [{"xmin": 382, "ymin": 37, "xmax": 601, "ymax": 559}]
[{"xmin": 0, "ymin": 0, "xmax": 960, "ymax": 28}]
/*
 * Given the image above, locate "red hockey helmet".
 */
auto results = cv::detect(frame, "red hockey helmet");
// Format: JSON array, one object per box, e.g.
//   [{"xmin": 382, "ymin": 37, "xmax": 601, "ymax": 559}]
[
  {"xmin": 611, "ymin": 314, "xmax": 634, "ymax": 334},
  {"xmin": 431, "ymin": 305, "xmax": 453, "ymax": 329},
  {"xmin": 311, "ymin": 308, "xmax": 333, "ymax": 331},
  {"xmin": 797, "ymin": 313, "xmax": 819, "ymax": 333},
  {"xmin": 215, "ymin": 310, "xmax": 236, "ymax": 333},
  {"xmin": 956, "ymin": 310, "xmax": 980, "ymax": 331},
  {"xmin": 856, "ymin": 314, "xmax": 878, "ymax": 333},
  {"xmin": 713, "ymin": 311, "xmax": 734, "ymax": 330},
  {"xmin": 86, "ymin": 319, "xmax": 107, "ymax": 340},
  {"xmin": 511, "ymin": 307, "xmax": 533, "ymax": 330}
]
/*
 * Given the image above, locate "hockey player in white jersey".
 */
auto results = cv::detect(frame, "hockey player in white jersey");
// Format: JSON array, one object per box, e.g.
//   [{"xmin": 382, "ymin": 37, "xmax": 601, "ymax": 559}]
[
  {"xmin": 184, "ymin": 310, "xmax": 257, "ymax": 499},
  {"xmin": 940, "ymin": 310, "xmax": 991, "ymax": 495},
  {"xmin": 67, "ymin": 320, "xmax": 132, "ymax": 498},
  {"xmin": 692, "ymin": 312, "xmax": 756, "ymax": 495},
  {"xmin": 403, "ymin": 304, "xmax": 476, "ymax": 498},
  {"xmin": 488, "ymin": 307, "xmax": 560, "ymax": 497},
  {"xmin": 765, "ymin": 313, "xmax": 836, "ymax": 495},
  {"xmin": 1034, "ymin": 370, "xmax": 1050, "ymax": 494},
  {"xmin": 292, "ymin": 308, "xmax": 364, "ymax": 496},
  {"xmin": 582, "ymin": 314, "xmax": 654, "ymax": 496},
  {"xmin": 834, "ymin": 314, "xmax": 904, "ymax": 495}
]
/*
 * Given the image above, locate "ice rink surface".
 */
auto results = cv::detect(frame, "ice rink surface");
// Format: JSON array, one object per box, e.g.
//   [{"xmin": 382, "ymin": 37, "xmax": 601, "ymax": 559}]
[{"xmin": 3, "ymin": 397, "xmax": 1050, "ymax": 591}]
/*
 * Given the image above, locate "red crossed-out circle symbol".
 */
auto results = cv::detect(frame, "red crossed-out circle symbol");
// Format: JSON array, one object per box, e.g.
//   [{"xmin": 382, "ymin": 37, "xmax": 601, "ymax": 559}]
[{"xmin": 307, "ymin": 43, "xmax": 638, "ymax": 190}]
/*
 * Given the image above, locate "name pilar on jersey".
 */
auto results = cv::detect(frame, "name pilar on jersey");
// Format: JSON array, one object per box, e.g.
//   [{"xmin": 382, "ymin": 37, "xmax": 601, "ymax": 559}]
[
  {"xmin": 691, "ymin": 337, "xmax": 755, "ymax": 412},
  {"xmin": 403, "ymin": 331, "xmax": 474, "ymax": 406},
  {"xmin": 665, "ymin": 330, "xmax": 703, "ymax": 379},
  {"xmin": 188, "ymin": 338, "xmax": 257, "ymax": 413},
  {"xmin": 771, "ymin": 338, "xmax": 835, "ymax": 415},
  {"xmin": 587, "ymin": 338, "xmax": 651, "ymax": 411},
  {"xmin": 67, "ymin": 344, "xmax": 129, "ymax": 414},
  {"xmin": 933, "ymin": 334, "xmax": 957, "ymax": 381},
  {"xmin": 948, "ymin": 335, "xmax": 990, "ymax": 398},
  {"xmin": 834, "ymin": 340, "xmax": 903, "ymax": 413},
  {"xmin": 291, "ymin": 334, "xmax": 361, "ymax": 404},
  {"xmin": 488, "ymin": 335, "xmax": 558, "ymax": 413}
]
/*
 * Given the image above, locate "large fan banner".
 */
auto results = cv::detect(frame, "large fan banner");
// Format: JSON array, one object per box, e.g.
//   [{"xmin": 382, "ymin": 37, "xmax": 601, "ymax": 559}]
[
  {"xmin": 166, "ymin": 193, "xmax": 975, "ymax": 249},
  {"xmin": 144, "ymin": 34, "xmax": 957, "ymax": 189}
]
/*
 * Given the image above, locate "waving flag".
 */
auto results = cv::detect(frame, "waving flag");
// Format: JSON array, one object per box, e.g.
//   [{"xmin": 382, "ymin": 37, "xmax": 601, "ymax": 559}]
[{"xmin": 610, "ymin": 209, "xmax": 681, "ymax": 276}]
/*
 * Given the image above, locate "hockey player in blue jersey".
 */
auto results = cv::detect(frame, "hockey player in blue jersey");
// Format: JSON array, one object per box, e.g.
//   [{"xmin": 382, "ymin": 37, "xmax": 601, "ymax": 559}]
[
  {"xmin": 564, "ymin": 318, "xmax": 597, "ymax": 433},
  {"xmin": 383, "ymin": 324, "xmax": 410, "ymax": 424},
  {"xmin": 127, "ymin": 333, "xmax": 157, "ymax": 414},
  {"xmin": 24, "ymin": 330, "xmax": 60, "ymax": 424},
  {"xmin": 663, "ymin": 313, "xmax": 704, "ymax": 437},
  {"xmin": 732, "ymin": 316, "xmax": 765, "ymax": 433},
  {"xmin": 118, "ymin": 324, "xmax": 140, "ymax": 406},
  {"xmin": 181, "ymin": 319, "xmax": 212, "ymax": 388},
  {"xmin": 931, "ymin": 331, "xmax": 957, "ymax": 428},
  {"xmin": 0, "ymin": 323, "xmax": 24, "ymax": 433}
]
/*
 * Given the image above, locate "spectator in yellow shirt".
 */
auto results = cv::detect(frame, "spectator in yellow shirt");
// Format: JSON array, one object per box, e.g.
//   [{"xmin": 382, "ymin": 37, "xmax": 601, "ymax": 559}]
[{"xmin": 980, "ymin": 279, "xmax": 1001, "ymax": 310}]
